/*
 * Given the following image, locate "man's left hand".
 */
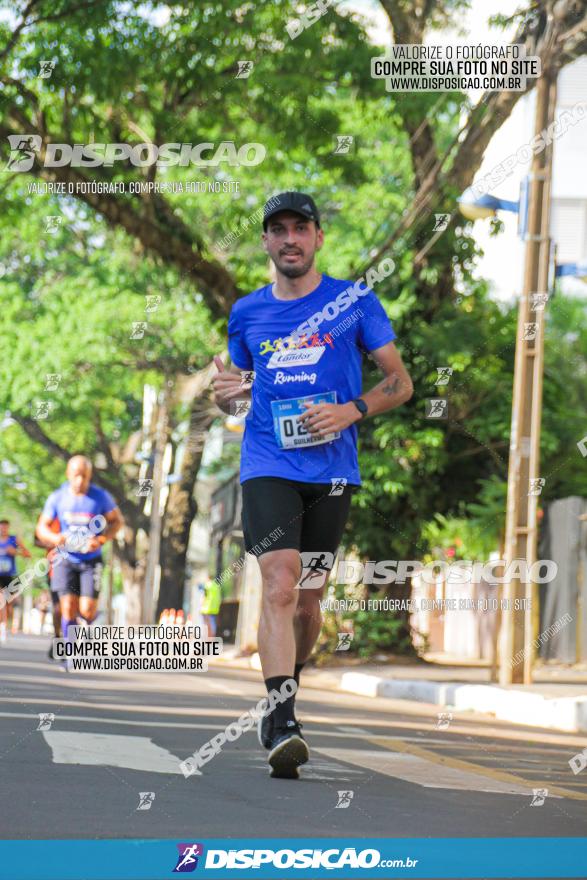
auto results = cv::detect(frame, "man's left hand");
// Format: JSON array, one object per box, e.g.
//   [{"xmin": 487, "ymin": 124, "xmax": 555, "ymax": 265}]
[
  {"xmin": 298, "ymin": 401, "xmax": 361, "ymax": 436},
  {"xmin": 85, "ymin": 536, "xmax": 103, "ymax": 552}
]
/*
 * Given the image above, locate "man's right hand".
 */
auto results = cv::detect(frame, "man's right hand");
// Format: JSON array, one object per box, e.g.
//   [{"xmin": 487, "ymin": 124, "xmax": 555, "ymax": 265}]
[{"xmin": 212, "ymin": 355, "xmax": 252, "ymax": 414}]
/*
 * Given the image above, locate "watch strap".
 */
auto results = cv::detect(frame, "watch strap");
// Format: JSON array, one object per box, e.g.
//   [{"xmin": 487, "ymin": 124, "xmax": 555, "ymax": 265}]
[{"xmin": 352, "ymin": 398, "xmax": 368, "ymax": 418}]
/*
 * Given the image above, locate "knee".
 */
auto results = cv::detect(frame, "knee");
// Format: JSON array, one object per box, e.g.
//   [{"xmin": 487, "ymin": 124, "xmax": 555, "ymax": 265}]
[
  {"xmin": 61, "ymin": 597, "xmax": 77, "ymax": 619},
  {"xmin": 79, "ymin": 603, "xmax": 95, "ymax": 621},
  {"xmin": 263, "ymin": 563, "xmax": 300, "ymax": 610}
]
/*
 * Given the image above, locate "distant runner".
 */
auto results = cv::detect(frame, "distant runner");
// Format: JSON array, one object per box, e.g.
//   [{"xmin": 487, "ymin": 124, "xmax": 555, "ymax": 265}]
[
  {"xmin": 0, "ymin": 519, "xmax": 32, "ymax": 642},
  {"xmin": 200, "ymin": 578, "xmax": 222, "ymax": 637},
  {"xmin": 35, "ymin": 456, "xmax": 123, "ymax": 664}
]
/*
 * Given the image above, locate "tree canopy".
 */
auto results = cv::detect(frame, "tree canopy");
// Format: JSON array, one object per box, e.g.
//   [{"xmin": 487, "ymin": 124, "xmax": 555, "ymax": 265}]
[{"xmin": 1, "ymin": 0, "xmax": 586, "ymax": 627}]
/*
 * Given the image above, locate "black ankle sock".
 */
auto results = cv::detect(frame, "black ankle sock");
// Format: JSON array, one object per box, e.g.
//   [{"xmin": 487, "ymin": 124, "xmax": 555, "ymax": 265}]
[
  {"xmin": 265, "ymin": 675, "xmax": 296, "ymax": 728},
  {"xmin": 293, "ymin": 662, "xmax": 306, "ymax": 688}
]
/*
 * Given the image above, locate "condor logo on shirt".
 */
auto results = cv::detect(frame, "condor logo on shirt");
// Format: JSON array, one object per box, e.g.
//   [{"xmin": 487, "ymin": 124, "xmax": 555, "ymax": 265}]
[{"xmin": 267, "ymin": 347, "xmax": 326, "ymax": 369}]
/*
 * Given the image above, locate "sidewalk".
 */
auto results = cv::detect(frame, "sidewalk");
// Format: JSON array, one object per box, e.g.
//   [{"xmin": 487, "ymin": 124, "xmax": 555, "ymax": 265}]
[{"xmin": 211, "ymin": 648, "xmax": 587, "ymax": 733}]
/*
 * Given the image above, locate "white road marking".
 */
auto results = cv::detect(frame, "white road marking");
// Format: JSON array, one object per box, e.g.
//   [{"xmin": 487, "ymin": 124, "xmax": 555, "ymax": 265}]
[
  {"xmin": 0, "ymin": 710, "xmax": 242, "ymax": 731},
  {"xmin": 314, "ymin": 747, "xmax": 535, "ymax": 795},
  {"xmin": 305, "ymin": 759, "xmax": 364, "ymax": 779},
  {"xmin": 0, "ymin": 712, "xmax": 440, "ymax": 744},
  {"xmin": 196, "ymin": 678, "xmax": 237, "ymax": 695},
  {"xmin": 42, "ymin": 731, "xmax": 189, "ymax": 775},
  {"xmin": 337, "ymin": 726, "xmax": 454, "ymax": 746},
  {"xmin": 0, "ymin": 712, "xmax": 526, "ymax": 751}
]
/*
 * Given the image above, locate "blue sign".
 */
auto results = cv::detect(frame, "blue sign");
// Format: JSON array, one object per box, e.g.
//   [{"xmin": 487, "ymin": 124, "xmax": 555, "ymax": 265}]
[{"xmin": 1, "ymin": 838, "xmax": 587, "ymax": 879}]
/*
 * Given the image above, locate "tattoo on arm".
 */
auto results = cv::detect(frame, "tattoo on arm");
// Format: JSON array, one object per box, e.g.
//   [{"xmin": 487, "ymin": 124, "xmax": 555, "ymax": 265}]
[{"xmin": 382, "ymin": 374, "xmax": 401, "ymax": 396}]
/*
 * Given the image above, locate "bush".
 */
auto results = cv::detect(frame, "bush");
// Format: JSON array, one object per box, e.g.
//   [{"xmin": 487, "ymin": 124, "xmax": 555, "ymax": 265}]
[{"xmin": 315, "ymin": 584, "xmax": 414, "ymax": 661}]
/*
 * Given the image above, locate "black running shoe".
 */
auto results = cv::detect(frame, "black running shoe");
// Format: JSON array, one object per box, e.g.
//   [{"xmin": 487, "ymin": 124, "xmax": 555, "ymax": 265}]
[
  {"xmin": 258, "ymin": 712, "xmax": 304, "ymax": 750},
  {"xmin": 267, "ymin": 721, "xmax": 309, "ymax": 779},
  {"xmin": 257, "ymin": 707, "xmax": 274, "ymax": 750}
]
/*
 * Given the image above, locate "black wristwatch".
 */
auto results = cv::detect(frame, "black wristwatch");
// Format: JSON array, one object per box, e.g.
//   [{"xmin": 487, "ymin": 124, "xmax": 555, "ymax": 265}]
[{"xmin": 351, "ymin": 398, "xmax": 368, "ymax": 419}]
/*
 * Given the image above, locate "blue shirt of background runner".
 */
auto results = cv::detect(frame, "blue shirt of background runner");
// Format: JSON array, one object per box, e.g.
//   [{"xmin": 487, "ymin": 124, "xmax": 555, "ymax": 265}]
[
  {"xmin": 0, "ymin": 536, "xmax": 18, "ymax": 577},
  {"xmin": 42, "ymin": 482, "xmax": 116, "ymax": 563},
  {"xmin": 228, "ymin": 274, "xmax": 396, "ymax": 485}
]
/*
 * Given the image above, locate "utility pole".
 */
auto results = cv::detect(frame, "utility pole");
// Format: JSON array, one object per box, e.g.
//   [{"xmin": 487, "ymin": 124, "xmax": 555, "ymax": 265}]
[
  {"xmin": 499, "ymin": 61, "xmax": 558, "ymax": 684},
  {"xmin": 142, "ymin": 387, "xmax": 170, "ymax": 624}
]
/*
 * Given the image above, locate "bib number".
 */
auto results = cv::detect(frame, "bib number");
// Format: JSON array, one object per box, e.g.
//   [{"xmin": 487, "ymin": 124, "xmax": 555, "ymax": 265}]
[
  {"xmin": 271, "ymin": 392, "xmax": 340, "ymax": 450},
  {"xmin": 0, "ymin": 558, "xmax": 12, "ymax": 573},
  {"xmin": 65, "ymin": 526, "xmax": 91, "ymax": 554}
]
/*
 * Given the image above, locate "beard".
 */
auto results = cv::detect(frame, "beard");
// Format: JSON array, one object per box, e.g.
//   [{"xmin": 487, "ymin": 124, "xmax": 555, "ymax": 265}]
[{"xmin": 273, "ymin": 251, "xmax": 315, "ymax": 278}]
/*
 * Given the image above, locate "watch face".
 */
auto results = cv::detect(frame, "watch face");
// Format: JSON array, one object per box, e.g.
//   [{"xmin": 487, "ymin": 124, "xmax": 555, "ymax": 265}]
[{"xmin": 354, "ymin": 398, "xmax": 367, "ymax": 415}]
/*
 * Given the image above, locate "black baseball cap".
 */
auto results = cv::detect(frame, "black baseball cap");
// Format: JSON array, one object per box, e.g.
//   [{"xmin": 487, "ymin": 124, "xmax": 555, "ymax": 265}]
[{"xmin": 263, "ymin": 191, "xmax": 321, "ymax": 230}]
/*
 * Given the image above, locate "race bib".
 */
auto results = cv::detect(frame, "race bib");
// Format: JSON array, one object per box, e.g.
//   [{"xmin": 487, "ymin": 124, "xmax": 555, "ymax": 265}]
[
  {"xmin": 65, "ymin": 526, "xmax": 91, "ymax": 554},
  {"xmin": 271, "ymin": 392, "xmax": 340, "ymax": 450},
  {"xmin": 0, "ymin": 558, "xmax": 12, "ymax": 573}
]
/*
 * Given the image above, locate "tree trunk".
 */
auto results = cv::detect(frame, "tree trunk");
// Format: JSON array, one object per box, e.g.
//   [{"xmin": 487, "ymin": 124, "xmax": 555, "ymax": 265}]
[
  {"xmin": 157, "ymin": 396, "xmax": 217, "ymax": 617},
  {"xmin": 116, "ymin": 524, "xmax": 145, "ymax": 626}
]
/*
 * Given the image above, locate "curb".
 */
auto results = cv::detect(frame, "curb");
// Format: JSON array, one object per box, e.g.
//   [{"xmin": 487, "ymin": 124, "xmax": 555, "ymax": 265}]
[
  {"xmin": 213, "ymin": 652, "xmax": 587, "ymax": 734},
  {"xmin": 340, "ymin": 672, "xmax": 587, "ymax": 734}
]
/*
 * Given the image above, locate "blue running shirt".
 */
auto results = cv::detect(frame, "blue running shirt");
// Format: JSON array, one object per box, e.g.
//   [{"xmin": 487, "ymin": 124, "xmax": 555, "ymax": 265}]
[
  {"xmin": 0, "ymin": 536, "xmax": 18, "ymax": 577},
  {"xmin": 42, "ymin": 482, "xmax": 116, "ymax": 563},
  {"xmin": 228, "ymin": 274, "xmax": 396, "ymax": 484}
]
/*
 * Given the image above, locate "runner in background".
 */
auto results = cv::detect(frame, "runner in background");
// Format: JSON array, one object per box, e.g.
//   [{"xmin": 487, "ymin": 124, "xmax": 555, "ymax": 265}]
[
  {"xmin": 35, "ymin": 456, "xmax": 123, "ymax": 662},
  {"xmin": 0, "ymin": 519, "xmax": 32, "ymax": 642},
  {"xmin": 200, "ymin": 578, "xmax": 222, "ymax": 637}
]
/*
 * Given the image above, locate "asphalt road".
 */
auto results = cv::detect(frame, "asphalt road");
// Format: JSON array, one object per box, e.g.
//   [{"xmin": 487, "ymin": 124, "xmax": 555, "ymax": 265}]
[{"xmin": 1, "ymin": 634, "xmax": 586, "ymax": 852}]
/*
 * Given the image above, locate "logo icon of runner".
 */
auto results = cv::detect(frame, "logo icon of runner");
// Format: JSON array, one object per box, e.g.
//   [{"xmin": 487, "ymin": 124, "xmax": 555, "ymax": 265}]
[{"xmin": 173, "ymin": 843, "xmax": 204, "ymax": 873}]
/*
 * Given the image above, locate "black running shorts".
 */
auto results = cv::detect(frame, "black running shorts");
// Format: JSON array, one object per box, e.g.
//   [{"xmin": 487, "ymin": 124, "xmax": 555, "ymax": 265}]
[
  {"xmin": 51, "ymin": 557, "xmax": 103, "ymax": 598},
  {"xmin": 241, "ymin": 477, "xmax": 356, "ymax": 566},
  {"xmin": 0, "ymin": 575, "xmax": 20, "ymax": 606}
]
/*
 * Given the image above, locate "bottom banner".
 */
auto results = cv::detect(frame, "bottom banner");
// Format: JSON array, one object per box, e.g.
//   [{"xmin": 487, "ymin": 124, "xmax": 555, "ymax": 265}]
[{"xmin": 0, "ymin": 837, "xmax": 586, "ymax": 879}]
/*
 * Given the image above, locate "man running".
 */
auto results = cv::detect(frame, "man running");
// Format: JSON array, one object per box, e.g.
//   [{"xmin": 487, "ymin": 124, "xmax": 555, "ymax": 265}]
[
  {"xmin": 200, "ymin": 577, "xmax": 222, "ymax": 638},
  {"xmin": 213, "ymin": 191, "xmax": 413, "ymax": 778},
  {"xmin": 0, "ymin": 519, "xmax": 32, "ymax": 641},
  {"xmin": 35, "ymin": 456, "xmax": 123, "ymax": 660}
]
